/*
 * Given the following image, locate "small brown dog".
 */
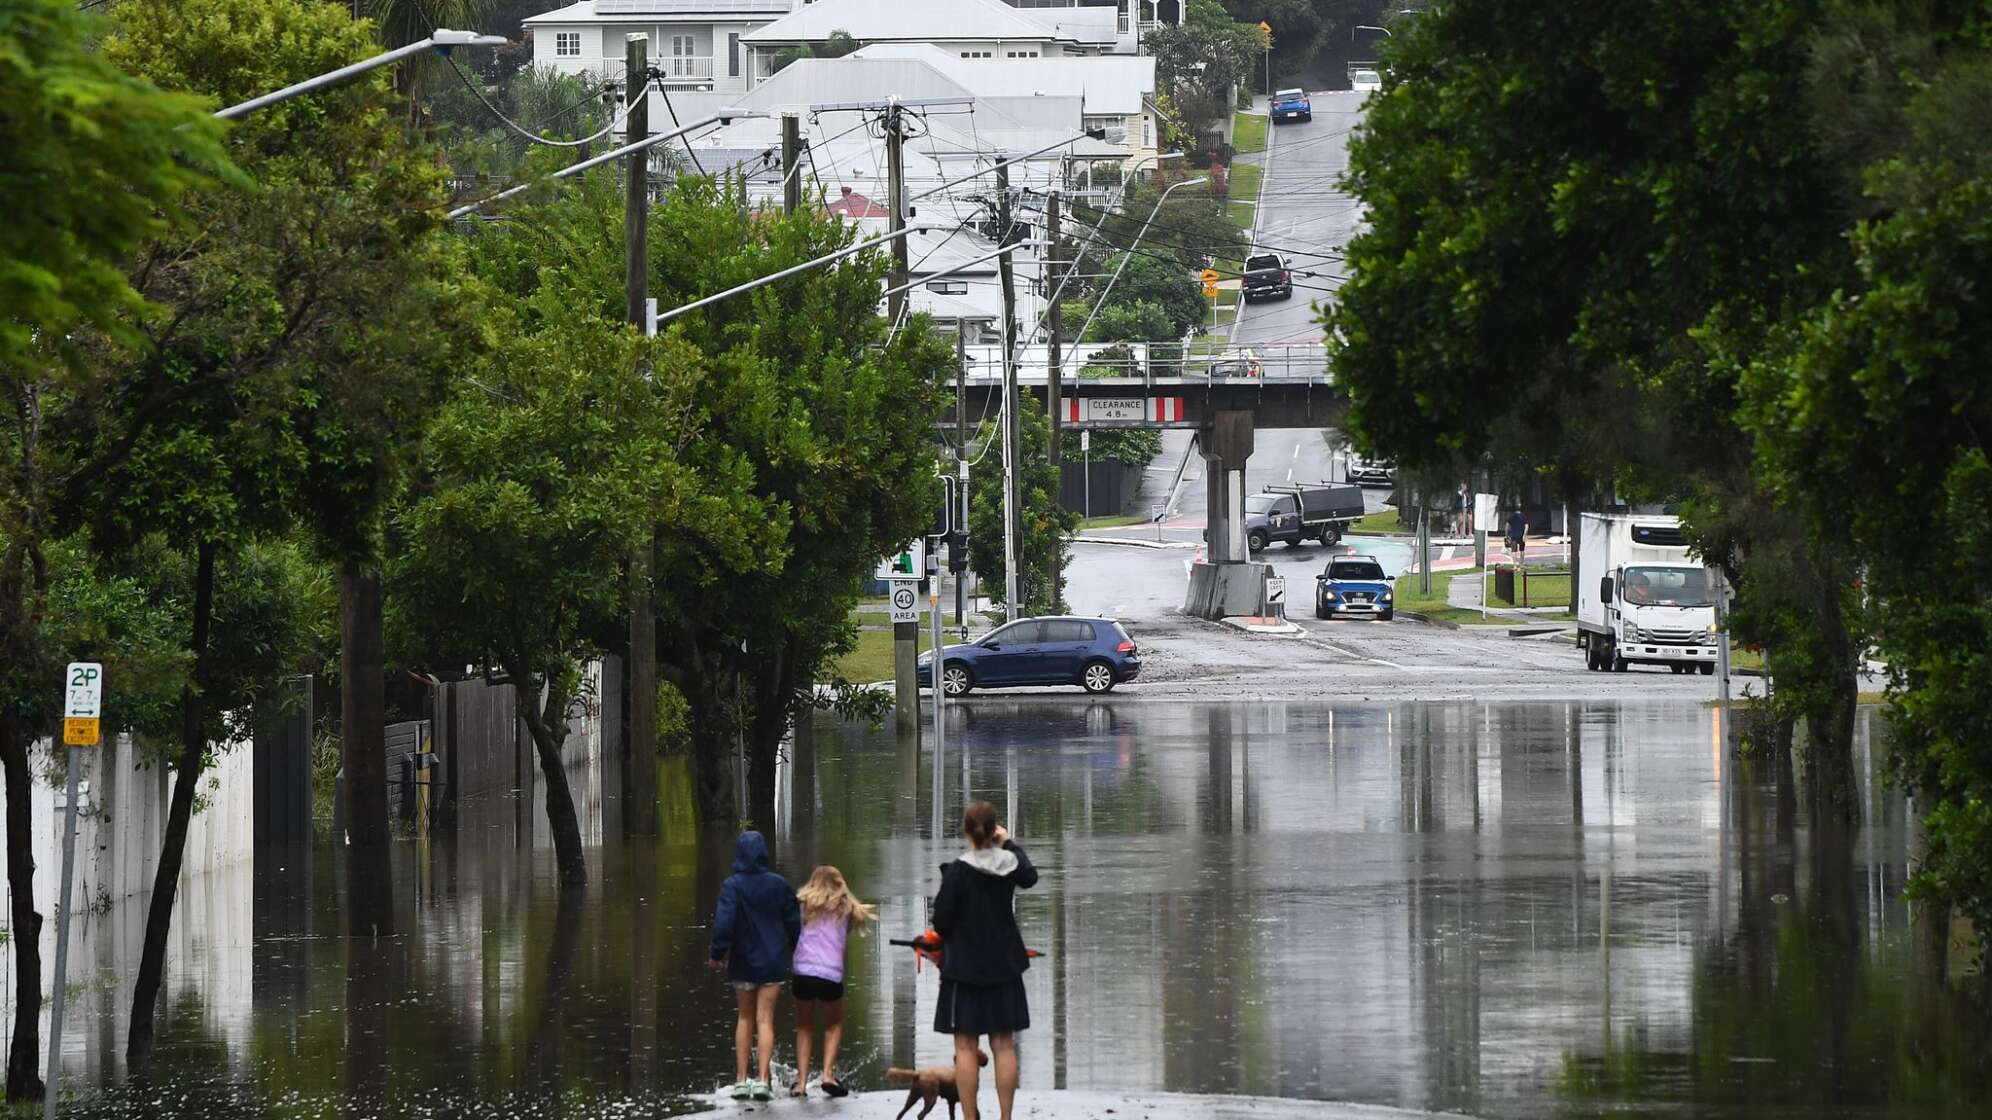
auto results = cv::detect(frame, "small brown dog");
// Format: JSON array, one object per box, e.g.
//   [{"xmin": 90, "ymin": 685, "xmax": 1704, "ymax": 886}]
[{"xmin": 885, "ymin": 1050, "xmax": 988, "ymax": 1120}]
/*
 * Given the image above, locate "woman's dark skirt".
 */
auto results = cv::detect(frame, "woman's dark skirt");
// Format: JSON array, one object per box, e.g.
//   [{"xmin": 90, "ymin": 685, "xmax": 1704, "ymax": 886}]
[{"xmin": 934, "ymin": 976, "xmax": 1030, "ymax": 1036}]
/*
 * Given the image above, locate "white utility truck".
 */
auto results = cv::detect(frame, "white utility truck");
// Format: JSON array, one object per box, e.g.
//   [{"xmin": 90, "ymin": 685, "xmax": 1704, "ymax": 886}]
[{"xmin": 1576, "ymin": 513, "xmax": 1720, "ymax": 674}]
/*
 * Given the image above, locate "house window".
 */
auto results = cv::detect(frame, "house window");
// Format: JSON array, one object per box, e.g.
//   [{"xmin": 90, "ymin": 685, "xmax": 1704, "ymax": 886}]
[
  {"xmin": 555, "ymin": 31, "xmax": 581, "ymax": 57},
  {"xmin": 728, "ymin": 33, "xmax": 740, "ymax": 77},
  {"xmin": 927, "ymin": 280, "xmax": 969, "ymax": 295},
  {"xmin": 1006, "ymin": 50, "xmax": 1039, "ymax": 59},
  {"xmin": 1084, "ymin": 114, "xmax": 1123, "ymax": 136},
  {"xmin": 960, "ymin": 51, "xmax": 992, "ymax": 59}
]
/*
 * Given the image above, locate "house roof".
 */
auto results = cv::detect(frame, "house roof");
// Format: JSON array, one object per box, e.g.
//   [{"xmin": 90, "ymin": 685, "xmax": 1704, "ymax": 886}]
[
  {"xmin": 742, "ymin": 0, "xmax": 1080, "ymax": 46},
  {"xmin": 525, "ymin": 0, "xmax": 792, "ymax": 26},
  {"xmin": 725, "ymin": 56, "xmax": 978, "ymax": 112},
  {"xmin": 855, "ymin": 43, "xmax": 1154, "ymax": 115},
  {"xmin": 823, "ymin": 187, "xmax": 889, "ymax": 218},
  {"xmin": 1019, "ymin": 4, "xmax": 1119, "ymax": 46}
]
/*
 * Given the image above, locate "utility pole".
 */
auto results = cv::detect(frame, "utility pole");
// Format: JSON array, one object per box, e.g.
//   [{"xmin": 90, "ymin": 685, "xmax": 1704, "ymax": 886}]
[
  {"xmin": 1044, "ymin": 189, "xmax": 1065, "ymax": 603},
  {"xmin": 886, "ymin": 99, "xmax": 918, "ymax": 735},
  {"xmin": 955, "ymin": 325, "xmax": 969, "ymax": 628},
  {"xmin": 996, "ymin": 163, "xmax": 1023, "ymax": 620},
  {"xmin": 781, "ymin": 112, "xmax": 802, "ymax": 216},
  {"xmin": 1046, "ymin": 190, "xmax": 1064, "ymax": 466},
  {"xmin": 884, "ymin": 100, "xmax": 910, "ymax": 324},
  {"xmin": 623, "ymin": 33, "xmax": 658, "ymax": 836}
]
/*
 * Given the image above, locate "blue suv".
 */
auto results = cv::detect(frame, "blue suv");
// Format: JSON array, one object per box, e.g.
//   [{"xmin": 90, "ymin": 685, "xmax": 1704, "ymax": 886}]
[
  {"xmin": 917, "ymin": 616, "xmax": 1140, "ymax": 696},
  {"xmin": 1315, "ymin": 555, "xmax": 1395, "ymax": 621}
]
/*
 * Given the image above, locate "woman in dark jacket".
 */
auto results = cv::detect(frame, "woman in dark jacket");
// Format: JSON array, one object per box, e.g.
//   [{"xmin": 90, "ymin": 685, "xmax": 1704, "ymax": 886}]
[{"xmin": 931, "ymin": 801, "xmax": 1037, "ymax": 1120}]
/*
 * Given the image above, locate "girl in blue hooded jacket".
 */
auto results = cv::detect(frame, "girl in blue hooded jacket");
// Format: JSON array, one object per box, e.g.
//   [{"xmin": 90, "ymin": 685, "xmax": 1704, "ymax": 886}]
[{"xmin": 708, "ymin": 830, "xmax": 801, "ymax": 1101}]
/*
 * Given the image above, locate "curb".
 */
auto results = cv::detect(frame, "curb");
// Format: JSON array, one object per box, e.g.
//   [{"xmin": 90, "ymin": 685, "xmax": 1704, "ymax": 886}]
[
  {"xmin": 1074, "ymin": 536, "xmax": 1200, "ymax": 550},
  {"xmin": 1396, "ymin": 610, "xmax": 1460, "ymax": 631},
  {"xmin": 1220, "ymin": 616, "xmax": 1305, "ymax": 635}
]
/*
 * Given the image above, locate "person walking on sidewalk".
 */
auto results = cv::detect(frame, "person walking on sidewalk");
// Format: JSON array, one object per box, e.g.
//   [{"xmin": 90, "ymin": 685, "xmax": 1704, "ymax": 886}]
[
  {"xmin": 708, "ymin": 830, "xmax": 801, "ymax": 1101},
  {"xmin": 933, "ymin": 801, "xmax": 1038, "ymax": 1120},
  {"xmin": 1505, "ymin": 508, "xmax": 1529, "ymax": 559}
]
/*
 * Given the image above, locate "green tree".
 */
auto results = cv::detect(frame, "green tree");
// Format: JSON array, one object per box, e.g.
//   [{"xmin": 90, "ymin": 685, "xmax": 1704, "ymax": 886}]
[
  {"xmin": 969, "ymin": 406, "xmax": 1078, "ymax": 620},
  {"xmin": 646, "ymin": 177, "xmax": 953, "ymax": 823},
  {"xmin": 1739, "ymin": 1, "xmax": 1992, "ymax": 962},
  {"xmin": 0, "ymin": 0, "xmax": 230, "ymax": 1097},
  {"xmin": 100, "ymin": 0, "xmax": 473, "ymax": 1044},
  {"xmin": 1074, "ymin": 180, "xmax": 1244, "ymax": 277},
  {"xmin": 1326, "ymin": 0, "xmax": 1868, "ymax": 799},
  {"xmin": 393, "ymin": 301, "xmax": 686, "ymax": 889},
  {"xmin": 1145, "ymin": 1, "xmax": 1270, "ymax": 157},
  {"xmin": 1083, "ymin": 299, "xmax": 1176, "ymax": 345},
  {"xmin": 1090, "ymin": 252, "xmax": 1206, "ymax": 339}
]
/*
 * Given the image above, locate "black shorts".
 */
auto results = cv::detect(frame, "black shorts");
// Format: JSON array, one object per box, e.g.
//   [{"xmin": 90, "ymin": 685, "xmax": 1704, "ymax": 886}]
[{"xmin": 792, "ymin": 974, "xmax": 845, "ymax": 1002}]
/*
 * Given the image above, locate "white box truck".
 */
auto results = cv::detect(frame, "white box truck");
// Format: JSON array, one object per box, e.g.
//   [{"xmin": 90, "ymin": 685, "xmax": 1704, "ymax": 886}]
[{"xmin": 1576, "ymin": 513, "xmax": 1720, "ymax": 674}]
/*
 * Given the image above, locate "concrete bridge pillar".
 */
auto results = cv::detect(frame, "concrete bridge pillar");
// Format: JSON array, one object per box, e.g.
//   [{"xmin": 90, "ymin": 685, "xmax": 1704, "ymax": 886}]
[
  {"xmin": 1202, "ymin": 411, "xmax": 1254, "ymax": 562},
  {"xmin": 1183, "ymin": 411, "xmax": 1269, "ymax": 619}
]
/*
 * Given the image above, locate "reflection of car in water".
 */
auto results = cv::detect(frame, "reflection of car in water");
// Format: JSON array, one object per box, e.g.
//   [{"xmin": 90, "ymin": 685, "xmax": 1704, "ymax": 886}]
[
  {"xmin": 1316, "ymin": 555, "xmax": 1395, "ymax": 621},
  {"xmin": 917, "ymin": 616, "xmax": 1141, "ymax": 696}
]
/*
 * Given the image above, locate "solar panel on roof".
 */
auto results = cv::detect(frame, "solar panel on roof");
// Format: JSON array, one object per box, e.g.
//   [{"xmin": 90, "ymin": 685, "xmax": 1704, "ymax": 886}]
[{"xmin": 594, "ymin": 0, "xmax": 789, "ymax": 14}]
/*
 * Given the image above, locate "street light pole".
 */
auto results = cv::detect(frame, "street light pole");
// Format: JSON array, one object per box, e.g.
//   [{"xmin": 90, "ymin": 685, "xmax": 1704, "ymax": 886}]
[{"xmin": 215, "ymin": 29, "xmax": 507, "ymax": 120}]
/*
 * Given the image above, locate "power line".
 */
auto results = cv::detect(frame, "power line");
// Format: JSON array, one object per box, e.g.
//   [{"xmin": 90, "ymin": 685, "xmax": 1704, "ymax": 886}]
[{"xmin": 445, "ymin": 54, "xmax": 645, "ymax": 149}]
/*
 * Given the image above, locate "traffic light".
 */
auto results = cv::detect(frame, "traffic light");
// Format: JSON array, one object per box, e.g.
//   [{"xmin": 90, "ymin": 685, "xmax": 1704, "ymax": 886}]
[{"xmin": 948, "ymin": 530, "xmax": 968, "ymax": 573}]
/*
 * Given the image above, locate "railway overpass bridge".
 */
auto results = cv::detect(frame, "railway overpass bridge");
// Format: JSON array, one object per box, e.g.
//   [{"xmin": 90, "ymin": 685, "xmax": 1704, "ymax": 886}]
[{"xmin": 942, "ymin": 346, "xmax": 1345, "ymax": 618}]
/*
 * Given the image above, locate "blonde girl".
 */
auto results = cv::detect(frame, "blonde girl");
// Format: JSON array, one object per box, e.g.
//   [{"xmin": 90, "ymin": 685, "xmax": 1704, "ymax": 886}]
[{"xmin": 788, "ymin": 865, "xmax": 875, "ymax": 1097}]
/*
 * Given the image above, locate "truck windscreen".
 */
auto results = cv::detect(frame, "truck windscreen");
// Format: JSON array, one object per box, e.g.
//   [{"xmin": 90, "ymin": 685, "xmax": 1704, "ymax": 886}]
[
  {"xmin": 1246, "ymin": 496, "xmax": 1278, "ymax": 513},
  {"xmin": 1622, "ymin": 566, "xmax": 1711, "ymax": 607}
]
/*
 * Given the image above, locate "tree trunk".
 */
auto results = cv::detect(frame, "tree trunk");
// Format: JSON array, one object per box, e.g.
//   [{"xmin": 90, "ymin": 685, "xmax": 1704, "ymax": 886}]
[
  {"xmin": 743, "ymin": 640, "xmax": 797, "ymax": 826},
  {"xmin": 671, "ymin": 632, "xmax": 740, "ymax": 826},
  {"xmin": 517, "ymin": 666, "xmax": 587, "ymax": 888},
  {"xmin": 1910, "ymin": 778, "xmax": 1951, "ymax": 985},
  {"xmin": 1803, "ymin": 579, "xmax": 1861, "ymax": 821},
  {"xmin": 126, "ymin": 538, "xmax": 215, "ymax": 1066},
  {"xmin": 3, "ymin": 713, "xmax": 44, "ymax": 1102},
  {"xmin": 339, "ymin": 561, "xmax": 394, "ymax": 937}
]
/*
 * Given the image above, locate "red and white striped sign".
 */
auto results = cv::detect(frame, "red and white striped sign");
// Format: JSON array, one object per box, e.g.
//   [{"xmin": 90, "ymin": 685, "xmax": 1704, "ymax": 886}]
[{"xmin": 1062, "ymin": 396, "xmax": 1187, "ymax": 423}]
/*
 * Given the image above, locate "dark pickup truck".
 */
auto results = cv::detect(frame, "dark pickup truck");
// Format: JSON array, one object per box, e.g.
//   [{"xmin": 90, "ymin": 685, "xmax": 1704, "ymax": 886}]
[
  {"xmin": 1242, "ymin": 483, "xmax": 1366, "ymax": 551},
  {"xmin": 1242, "ymin": 252, "xmax": 1293, "ymax": 302}
]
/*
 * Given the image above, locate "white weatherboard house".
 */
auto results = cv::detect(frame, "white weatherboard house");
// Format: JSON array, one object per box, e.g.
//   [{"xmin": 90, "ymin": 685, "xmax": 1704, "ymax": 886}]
[{"xmin": 525, "ymin": 0, "xmax": 1181, "ymax": 94}]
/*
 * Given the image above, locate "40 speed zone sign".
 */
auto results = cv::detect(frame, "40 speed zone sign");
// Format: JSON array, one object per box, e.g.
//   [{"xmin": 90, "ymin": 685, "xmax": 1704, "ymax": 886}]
[{"xmin": 890, "ymin": 585, "xmax": 920, "ymax": 624}]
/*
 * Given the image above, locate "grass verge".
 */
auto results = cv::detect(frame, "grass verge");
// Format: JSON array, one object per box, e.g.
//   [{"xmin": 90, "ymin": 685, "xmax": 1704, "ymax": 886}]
[
  {"xmin": 1350, "ymin": 509, "xmax": 1408, "ymax": 535},
  {"xmin": 1233, "ymin": 111, "xmax": 1268, "ymax": 154},
  {"xmin": 828, "ymin": 625, "xmax": 935, "ymax": 684},
  {"xmin": 1225, "ymin": 161, "xmax": 1263, "ymax": 232}
]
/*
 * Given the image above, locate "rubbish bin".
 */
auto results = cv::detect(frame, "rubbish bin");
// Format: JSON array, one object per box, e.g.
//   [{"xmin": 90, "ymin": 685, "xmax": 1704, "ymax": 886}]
[{"xmin": 1493, "ymin": 565, "xmax": 1516, "ymax": 604}]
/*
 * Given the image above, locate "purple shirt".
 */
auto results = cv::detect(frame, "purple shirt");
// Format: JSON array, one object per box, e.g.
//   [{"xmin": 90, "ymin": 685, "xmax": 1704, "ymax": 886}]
[{"xmin": 792, "ymin": 913, "xmax": 851, "ymax": 983}]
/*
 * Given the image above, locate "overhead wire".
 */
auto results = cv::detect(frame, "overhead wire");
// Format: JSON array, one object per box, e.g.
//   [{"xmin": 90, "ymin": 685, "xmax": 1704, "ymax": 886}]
[{"xmin": 445, "ymin": 53, "xmax": 650, "ymax": 149}]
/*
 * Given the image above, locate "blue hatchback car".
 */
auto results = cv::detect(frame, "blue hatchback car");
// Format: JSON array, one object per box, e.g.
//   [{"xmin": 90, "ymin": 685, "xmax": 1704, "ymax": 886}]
[
  {"xmin": 917, "ymin": 616, "xmax": 1140, "ymax": 696},
  {"xmin": 1315, "ymin": 555, "xmax": 1395, "ymax": 621}
]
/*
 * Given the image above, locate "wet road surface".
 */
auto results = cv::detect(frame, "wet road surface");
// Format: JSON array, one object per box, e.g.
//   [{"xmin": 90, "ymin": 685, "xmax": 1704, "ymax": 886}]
[
  {"xmin": 1232, "ymin": 91, "xmax": 1363, "ymax": 350},
  {"xmin": 42, "ymin": 700, "xmax": 1986, "ymax": 1118}
]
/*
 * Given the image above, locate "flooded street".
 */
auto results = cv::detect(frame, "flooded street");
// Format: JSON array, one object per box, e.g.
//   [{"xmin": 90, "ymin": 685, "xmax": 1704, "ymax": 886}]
[{"xmin": 37, "ymin": 700, "xmax": 1987, "ymax": 1118}]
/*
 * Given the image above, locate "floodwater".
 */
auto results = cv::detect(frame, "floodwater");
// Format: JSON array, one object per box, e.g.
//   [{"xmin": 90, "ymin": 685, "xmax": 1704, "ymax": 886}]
[{"xmin": 36, "ymin": 700, "xmax": 1992, "ymax": 1118}]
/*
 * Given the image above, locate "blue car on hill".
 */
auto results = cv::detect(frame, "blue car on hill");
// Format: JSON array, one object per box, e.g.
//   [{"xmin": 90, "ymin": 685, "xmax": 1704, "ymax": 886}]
[
  {"xmin": 917, "ymin": 616, "xmax": 1141, "ymax": 696},
  {"xmin": 1315, "ymin": 555, "xmax": 1395, "ymax": 622},
  {"xmin": 1272, "ymin": 88, "xmax": 1312, "ymax": 123}
]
